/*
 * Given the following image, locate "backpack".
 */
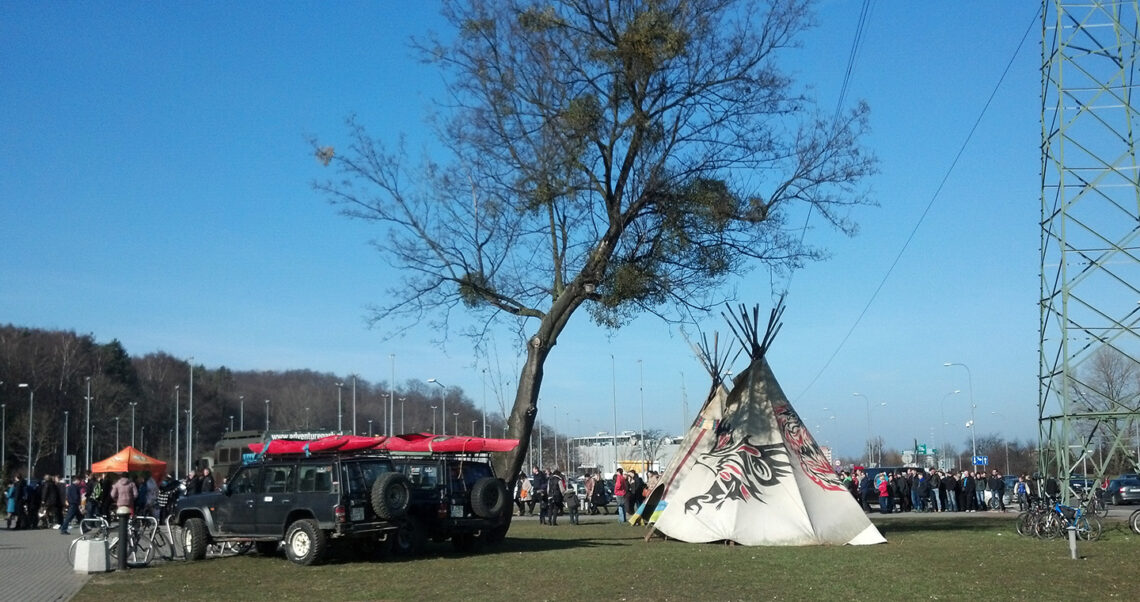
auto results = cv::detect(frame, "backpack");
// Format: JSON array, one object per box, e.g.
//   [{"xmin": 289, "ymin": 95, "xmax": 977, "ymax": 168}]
[{"xmin": 92, "ymin": 480, "xmax": 103, "ymax": 501}]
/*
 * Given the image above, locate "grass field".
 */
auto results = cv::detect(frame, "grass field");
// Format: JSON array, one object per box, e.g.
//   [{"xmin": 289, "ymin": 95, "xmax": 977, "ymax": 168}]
[{"xmin": 75, "ymin": 515, "xmax": 1140, "ymax": 601}]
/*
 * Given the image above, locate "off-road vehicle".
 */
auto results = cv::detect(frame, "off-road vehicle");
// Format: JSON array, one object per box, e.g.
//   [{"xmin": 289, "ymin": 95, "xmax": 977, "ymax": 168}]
[
  {"xmin": 390, "ymin": 453, "xmax": 511, "ymax": 554},
  {"xmin": 174, "ymin": 452, "xmax": 411, "ymax": 565}
]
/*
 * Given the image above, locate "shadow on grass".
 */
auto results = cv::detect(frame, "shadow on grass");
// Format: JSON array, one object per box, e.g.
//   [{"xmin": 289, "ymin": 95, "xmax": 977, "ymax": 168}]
[{"xmin": 870, "ymin": 516, "xmax": 1014, "ymax": 535}]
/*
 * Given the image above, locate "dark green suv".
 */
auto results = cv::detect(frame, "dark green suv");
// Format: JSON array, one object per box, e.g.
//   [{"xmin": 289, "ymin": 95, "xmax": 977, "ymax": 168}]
[
  {"xmin": 390, "ymin": 454, "xmax": 511, "ymax": 554},
  {"xmin": 175, "ymin": 453, "xmax": 411, "ymax": 565}
]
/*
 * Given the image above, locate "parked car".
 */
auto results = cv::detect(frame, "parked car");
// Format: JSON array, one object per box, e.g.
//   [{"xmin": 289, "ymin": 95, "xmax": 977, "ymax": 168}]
[
  {"xmin": 390, "ymin": 454, "xmax": 511, "ymax": 554},
  {"xmin": 174, "ymin": 452, "xmax": 409, "ymax": 565},
  {"xmin": 1106, "ymin": 478, "xmax": 1140, "ymax": 505}
]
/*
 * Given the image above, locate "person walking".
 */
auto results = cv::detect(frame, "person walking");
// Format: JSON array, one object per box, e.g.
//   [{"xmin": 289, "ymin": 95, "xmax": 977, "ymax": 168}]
[
  {"xmin": 565, "ymin": 479, "xmax": 581, "ymax": 525},
  {"xmin": 962, "ymin": 470, "xmax": 977, "ymax": 512},
  {"xmin": 60, "ymin": 476, "xmax": 83, "ymax": 535},
  {"xmin": 547, "ymin": 471, "xmax": 564, "ymax": 526}
]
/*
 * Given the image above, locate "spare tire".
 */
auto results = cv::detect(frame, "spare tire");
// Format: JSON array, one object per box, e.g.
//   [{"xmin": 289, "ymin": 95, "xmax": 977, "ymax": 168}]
[
  {"xmin": 470, "ymin": 477, "xmax": 509, "ymax": 519},
  {"xmin": 371, "ymin": 472, "xmax": 411, "ymax": 519}
]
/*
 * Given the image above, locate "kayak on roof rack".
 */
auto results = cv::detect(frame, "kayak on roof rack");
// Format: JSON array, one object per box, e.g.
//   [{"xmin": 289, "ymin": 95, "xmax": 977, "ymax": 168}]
[{"xmin": 249, "ymin": 433, "xmax": 519, "ymax": 455}]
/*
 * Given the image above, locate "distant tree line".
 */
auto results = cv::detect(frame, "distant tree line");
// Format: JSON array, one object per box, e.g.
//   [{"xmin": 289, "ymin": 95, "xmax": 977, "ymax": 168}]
[{"xmin": 0, "ymin": 324, "xmax": 564, "ymax": 480}]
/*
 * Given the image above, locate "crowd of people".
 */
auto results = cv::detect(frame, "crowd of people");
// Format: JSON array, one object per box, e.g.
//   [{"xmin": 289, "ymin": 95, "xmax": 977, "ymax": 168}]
[
  {"xmin": 838, "ymin": 467, "xmax": 1034, "ymax": 514},
  {"xmin": 2, "ymin": 467, "xmax": 218, "ymax": 533},
  {"xmin": 510, "ymin": 467, "xmax": 660, "ymax": 526}
]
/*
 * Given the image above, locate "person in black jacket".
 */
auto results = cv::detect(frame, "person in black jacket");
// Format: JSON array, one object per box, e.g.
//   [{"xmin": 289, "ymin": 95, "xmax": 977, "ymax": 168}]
[
  {"xmin": 61, "ymin": 476, "xmax": 83, "ymax": 535},
  {"xmin": 42, "ymin": 475, "xmax": 61, "ymax": 527},
  {"xmin": 961, "ymin": 470, "xmax": 978, "ymax": 512},
  {"xmin": 201, "ymin": 467, "xmax": 216, "ymax": 493},
  {"xmin": 942, "ymin": 471, "xmax": 959, "ymax": 512},
  {"xmin": 988, "ymin": 470, "xmax": 1007, "ymax": 512}
]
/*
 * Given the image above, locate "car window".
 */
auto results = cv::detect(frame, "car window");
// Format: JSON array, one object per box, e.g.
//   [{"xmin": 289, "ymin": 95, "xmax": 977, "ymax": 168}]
[
  {"xmin": 298, "ymin": 464, "xmax": 335, "ymax": 493},
  {"xmin": 400, "ymin": 463, "xmax": 440, "ymax": 489},
  {"xmin": 261, "ymin": 464, "xmax": 295, "ymax": 493},
  {"xmin": 345, "ymin": 461, "xmax": 391, "ymax": 494},
  {"xmin": 230, "ymin": 467, "xmax": 258, "ymax": 494},
  {"xmin": 453, "ymin": 462, "xmax": 493, "ymax": 488}
]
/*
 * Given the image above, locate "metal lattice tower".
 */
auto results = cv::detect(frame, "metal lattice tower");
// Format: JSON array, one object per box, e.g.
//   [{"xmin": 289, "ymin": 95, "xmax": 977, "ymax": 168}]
[{"xmin": 1040, "ymin": 0, "xmax": 1140, "ymax": 497}]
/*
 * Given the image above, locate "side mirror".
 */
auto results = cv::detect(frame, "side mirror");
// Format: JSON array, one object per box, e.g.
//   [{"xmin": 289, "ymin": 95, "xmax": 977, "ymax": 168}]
[{"xmin": 222, "ymin": 483, "xmax": 232, "ymax": 496}]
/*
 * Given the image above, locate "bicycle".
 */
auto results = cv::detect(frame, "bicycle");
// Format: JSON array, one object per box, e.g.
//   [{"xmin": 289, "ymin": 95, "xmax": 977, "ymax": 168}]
[
  {"xmin": 107, "ymin": 515, "xmax": 160, "ymax": 568},
  {"xmin": 1076, "ymin": 489, "xmax": 1109, "ymax": 519},
  {"xmin": 1040, "ymin": 502, "xmax": 1101, "ymax": 541},
  {"xmin": 67, "ymin": 516, "xmax": 113, "ymax": 567},
  {"xmin": 1129, "ymin": 507, "xmax": 1140, "ymax": 534}
]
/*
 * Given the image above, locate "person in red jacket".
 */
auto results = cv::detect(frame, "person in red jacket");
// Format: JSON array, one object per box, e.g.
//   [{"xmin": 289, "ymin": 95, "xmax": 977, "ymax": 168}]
[{"xmin": 613, "ymin": 468, "xmax": 628, "ymax": 523}]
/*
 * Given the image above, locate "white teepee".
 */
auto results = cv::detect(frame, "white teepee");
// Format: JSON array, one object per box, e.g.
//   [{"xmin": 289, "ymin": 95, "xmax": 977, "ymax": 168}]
[{"xmin": 645, "ymin": 302, "xmax": 885, "ymax": 546}]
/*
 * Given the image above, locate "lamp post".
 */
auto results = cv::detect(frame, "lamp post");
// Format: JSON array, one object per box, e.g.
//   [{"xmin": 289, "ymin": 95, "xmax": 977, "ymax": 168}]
[
  {"xmin": 389, "ymin": 355, "xmax": 395, "ymax": 437},
  {"xmin": 18, "ymin": 383, "xmax": 33, "ymax": 477},
  {"xmin": 114, "ymin": 416, "xmax": 120, "ymax": 450},
  {"xmin": 1, "ymin": 401, "xmax": 6, "ymax": 473},
  {"xmin": 399, "ymin": 397, "xmax": 406, "ymax": 434},
  {"xmin": 84, "ymin": 376, "xmax": 91, "ymax": 472},
  {"xmin": 174, "ymin": 385, "xmax": 180, "ymax": 478},
  {"xmin": 62, "ymin": 410, "xmax": 69, "ymax": 477},
  {"xmin": 852, "ymin": 392, "xmax": 873, "ymax": 467},
  {"xmin": 430, "ymin": 405, "xmax": 437, "ymax": 433},
  {"xmin": 453, "ymin": 412, "xmax": 459, "ymax": 437},
  {"xmin": 265, "ymin": 399, "xmax": 271, "ymax": 432},
  {"xmin": 368, "ymin": 419, "xmax": 373, "ymax": 437},
  {"xmin": 481, "ymin": 368, "xmax": 487, "ymax": 438},
  {"xmin": 140, "ymin": 426, "xmax": 145, "ymax": 452},
  {"xmin": 944, "ymin": 362, "xmax": 977, "ymax": 471},
  {"xmin": 334, "ymin": 382, "xmax": 344, "ymax": 433},
  {"xmin": 611, "ymin": 354, "xmax": 619, "ymax": 457},
  {"xmin": 188, "ymin": 357, "xmax": 194, "ymax": 478},
  {"xmin": 471, "ymin": 419, "xmax": 478, "ymax": 436},
  {"xmin": 129, "ymin": 401, "xmax": 137, "ymax": 447},
  {"xmin": 239, "ymin": 395, "xmax": 244, "ymax": 431},
  {"xmin": 940, "ymin": 390, "xmax": 960, "ymax": 469},
  {"xmin": 229, "ymin": 415, "xmax": 234, "ymax": 432},
  {"xmin": 428, "ymin": 379, "xmax": 446, "ymax": 435},
  {"xmin": 353, "ymin": 374, "xmax": 359, "ymax": 436}
]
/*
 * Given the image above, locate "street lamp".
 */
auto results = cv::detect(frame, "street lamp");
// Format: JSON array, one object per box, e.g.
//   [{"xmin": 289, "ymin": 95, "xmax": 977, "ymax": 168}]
[
  {"xmin": 114, "ymin": 416, "xmax": 120, "ymax": 450},
  {"xmin": 129, "ymin": 401, "xmax": 138, "ymax": 447},
  {"xmin": 481, "ymin": 368, "xmax": 487, "ymax": 438},
  {"xmin": 84, "ymin": 376, "xmax": 92, "ymax": 471},
  {"xmin": 229, "ymin": 415, "xmax": 234, "ymax": 432},
  {"xmin": 18, "ymin": 383, "xmax": 33, "ymax": 478},
  {"xmin": 188, "ymin": 357, "xmax": 194, "ymax": 479},
  {"xmin": 265, "ymin": 399, "xmax": 271, "ymax": 432},
  {"xmin": 1, "ymin": 401, "xmax": 6, "ymax": 473},
  {"xmin": 174, "ymin": 385, "xmax": 180, "ymax": 478},
  {"xmin": 428, "ymin": 379, "xmax": 446, "ymax": 435},
  {"xmin": 62, "ymin": 410, "xmax": 69, "ymax": 477},
  {"xmin": 334, "ymin": 382, "xmax": 344, "ymax": 433},
  {"xmin": 430, "ymin": 405, "xmax": 437, "ymax": 433},
  {"xmin": 944, "ymin": 362, "xmax": 977, "ymax": 471},
  {"xmin": 239, "ymin": 395, "xmax": 245, "ymax": 431},
  {"xmin": 471, "ymin": 419, "xmax": 478, "ymax": 436},
  {"xmin": 368, "ymin": 419, "xmax": 373, "ymax": 437},
  {"xmin": 453, "ymin": 412, "xmax": 459, "ymax": 436},
  {"xmin": 940, "ymin": 390, "xmax": 960, "ymax": 469},
  {"xmin": 852, "ymin": 392, "xmax": 873, "ymax": 467},
  {"xmin": 399, "ymin": 397, "xmax": 406, "ymax": 434}
]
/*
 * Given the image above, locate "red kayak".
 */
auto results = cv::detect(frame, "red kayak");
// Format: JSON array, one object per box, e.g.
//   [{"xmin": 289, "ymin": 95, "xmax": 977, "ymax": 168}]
[{"xmin": 250, "ymin": 433, "xmax": 519, "ymax": 455}]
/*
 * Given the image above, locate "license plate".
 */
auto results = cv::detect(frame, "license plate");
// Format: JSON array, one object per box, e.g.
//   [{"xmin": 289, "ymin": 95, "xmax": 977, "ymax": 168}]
[
  {"xmin": 1129, "ymin": 488, "xmax": 1140, "ymax": 493},
  {"xmin": 450, "ymin": 505, "xmax": 465, "ymax": 518},
  {"xmin": 351, "ymin": 507, "xmax": 365, "ymax": 522}
]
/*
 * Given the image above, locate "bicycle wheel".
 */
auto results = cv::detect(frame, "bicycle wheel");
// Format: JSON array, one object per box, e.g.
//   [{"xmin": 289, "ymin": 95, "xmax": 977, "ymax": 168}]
[
  {"xmin": 988, "ymin": 496, "xmax": 1000, "ymax": 510},
  {"xmin": 126, "ymin": 532, "xmax": 154, "ymax": 567},
  {"xmin": 1021, "ymin": 513, "xmax": 1039, "ymax": 535},
  {"xmin": 1094, "ymin": 498, "xmax": 1109, "ymax": 519},
  {"xmin": 1074, "ymin": 516, "xmax": 1101, "ymax": 541},
  {"xmin": 1130, "ymin": 509, "xmax": 1140, "ymax": 534}
]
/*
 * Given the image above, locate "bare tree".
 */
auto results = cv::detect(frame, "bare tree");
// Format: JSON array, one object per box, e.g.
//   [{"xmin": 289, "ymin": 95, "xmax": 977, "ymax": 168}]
[{"xmin": 314, "ymin": 0, "xmax": 875, "ymax": 480}]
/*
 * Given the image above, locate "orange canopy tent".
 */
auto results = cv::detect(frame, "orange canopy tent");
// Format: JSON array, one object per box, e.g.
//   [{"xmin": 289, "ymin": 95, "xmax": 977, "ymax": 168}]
[{"xmin": 91, "ymin": 446, "xmax": 168, "ymax": 478}]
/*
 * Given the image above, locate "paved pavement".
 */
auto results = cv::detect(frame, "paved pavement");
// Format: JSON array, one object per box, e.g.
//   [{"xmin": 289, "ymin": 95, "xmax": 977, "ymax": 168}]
[{"xmin": 0, "ymin": 526, "xmax": 91, "ymax": 602}]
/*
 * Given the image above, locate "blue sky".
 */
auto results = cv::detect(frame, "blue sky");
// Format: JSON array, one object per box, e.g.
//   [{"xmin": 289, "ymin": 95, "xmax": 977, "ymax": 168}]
[{"xmin": 1, "ymin": 2, "xmax": 1044, "ymax": 461}]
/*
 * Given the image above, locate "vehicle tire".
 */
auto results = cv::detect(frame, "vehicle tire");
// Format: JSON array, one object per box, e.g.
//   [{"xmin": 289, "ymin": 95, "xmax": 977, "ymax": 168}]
[
  {"xmin": 284, "ymin": 519, "xmax": 329, "ymax": 566},
  {"xmin": 451, "ymin": 533, "xmax": 481, "ymax": 553},
  {"xmin": 470, "ymin": 477, "xmax": 509, "ymax": 519},
  {"xmin": 481, "ymin": 522, "xmax": 510, "ymax": 546},
  {"xmin": 255, "ymin": 540, "xmax": 280, "ymax": 556},
  {"xmin": 392, "ymin": 518, "xmax": 426, "ymax": 556},
  {"xmin": 183, "ymin": 518, "xmax": 208, "ymax": 561},
  {"xmin": 987, "ymin": 496, "xmax": 1000, "ymax": 510},
  {"xmin": 371, "ymin": 473, "xmax": 411, "ymax": 520}
]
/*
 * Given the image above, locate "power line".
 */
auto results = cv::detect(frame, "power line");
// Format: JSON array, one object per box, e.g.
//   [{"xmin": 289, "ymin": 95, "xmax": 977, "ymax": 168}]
[{"xmin": 794, "ymin": 6, "xmax": 1042, "ymax": 401}]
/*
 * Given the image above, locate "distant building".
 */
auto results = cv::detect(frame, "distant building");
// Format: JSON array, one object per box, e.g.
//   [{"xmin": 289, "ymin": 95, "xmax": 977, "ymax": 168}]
[{"xmin": 564, "ymin": 431, "xmax": 683, "ymax": 478}]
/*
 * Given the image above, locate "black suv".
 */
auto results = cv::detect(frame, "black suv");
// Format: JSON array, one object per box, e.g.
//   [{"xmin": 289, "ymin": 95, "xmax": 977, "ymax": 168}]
[
  {"xmin": 174, "ymin": 453, "xmax": 411, "ymax": 565},
  {"xmin": 390, "ymin": 454, "xmax": 511, "ymax": 554}
]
